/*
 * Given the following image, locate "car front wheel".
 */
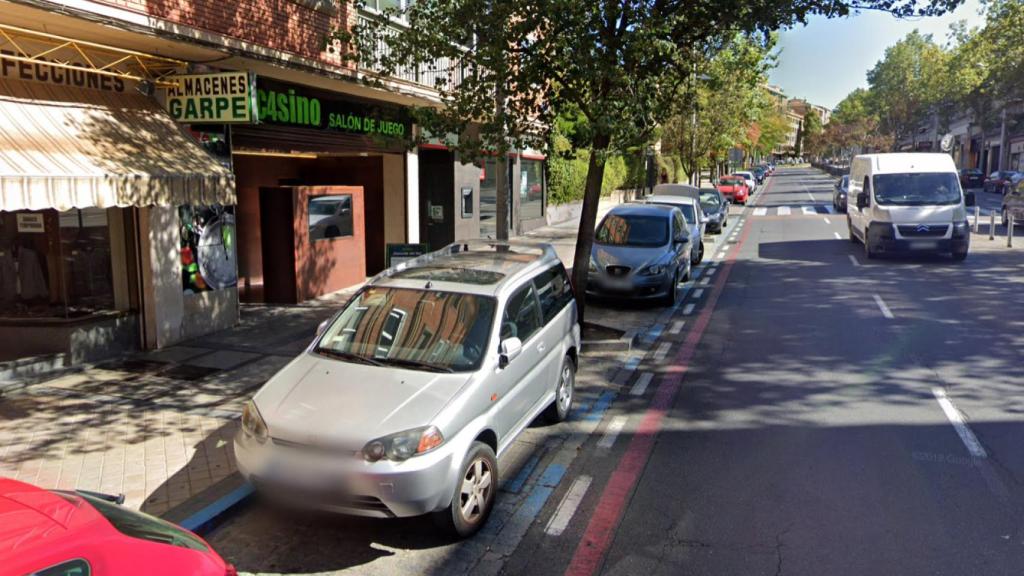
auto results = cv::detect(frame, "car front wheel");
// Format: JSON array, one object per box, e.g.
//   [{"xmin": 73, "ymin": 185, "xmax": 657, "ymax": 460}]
[{"xmin": 434, "ymin": 441, "xmax": 498, "ymax": 538}]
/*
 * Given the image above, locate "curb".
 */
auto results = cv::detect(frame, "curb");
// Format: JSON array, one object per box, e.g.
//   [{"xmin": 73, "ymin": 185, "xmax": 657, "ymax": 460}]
[{"xmin": 162, "ymin": 472, "xmax": 253, "ymax": 535}]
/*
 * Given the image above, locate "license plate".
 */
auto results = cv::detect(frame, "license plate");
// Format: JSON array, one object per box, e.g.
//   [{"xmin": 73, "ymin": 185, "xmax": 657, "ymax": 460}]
[
  {"xmin": 604, "ymin": 278, "xmax": 633, "ymax": 291},
  {"xmin": 909, "ymin": 241, "xmax": 938, "ymax": 250}
]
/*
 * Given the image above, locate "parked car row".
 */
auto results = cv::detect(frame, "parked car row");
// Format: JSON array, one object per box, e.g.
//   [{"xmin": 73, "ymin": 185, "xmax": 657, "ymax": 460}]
[{"xmin": 983, "ymin": 170, "xmax": 1023, "ymax": 195}]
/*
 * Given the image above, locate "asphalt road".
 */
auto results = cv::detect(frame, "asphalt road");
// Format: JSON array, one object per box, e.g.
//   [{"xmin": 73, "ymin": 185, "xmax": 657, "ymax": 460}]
[{"xmin": 208, "ymin": 168, "xmax": 1024, "ymax": 575}]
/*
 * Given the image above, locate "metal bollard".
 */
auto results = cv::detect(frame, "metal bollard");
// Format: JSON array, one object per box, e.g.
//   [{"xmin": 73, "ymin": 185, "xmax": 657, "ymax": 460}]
[
  {"xmin": 990, "ymin": 212, "xmax": 996, "ymax": 240},
  {"xmin": 1009, "ymin": 214, "xmax": 1014, "ymax": 248},
  {"xmin": 973, "ymin": 205, "xmax": 980, "ymax": 233}
]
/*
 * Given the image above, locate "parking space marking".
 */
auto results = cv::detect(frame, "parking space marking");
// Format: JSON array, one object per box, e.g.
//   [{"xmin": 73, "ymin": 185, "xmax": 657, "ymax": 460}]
[
  {"xmin": 706, "ymin": 266, "xmax": 717, "ymax": 275},
  {"xmin": 653, "ymin": 342, "xmax": 671, "ymax": 362},
  {"xmin": 932, "ymin": 388, "xmax": 987, "ymax": 458},
  {"xmin": 824, "ymin": 217, "xmax": 831, "ymax": 224},
  {"xmin": 873, "ymin": 294, "xmax": 894, "ymax": 319},
  {"xmin": 802, "ymin": 206, "xmax": 817, "ymax": 215},
  {"xmin": 597, "ymin": 416, "xmax": 628, "ymax": 449},
  {"xmin": 668, "ymin": 320, "xmax": 686, "ymax": 335},
  {"xmin": 848, "ymin": 255, "xmax": 860, "ymax": 267},
  {"xmin": 682, "ymin": 303, "xmax": 695, "ymax": 316},
  {"xmin": 584, "ymin": 391, "xmax": 617, "ymax": 422},
  {"xmin": 777, "ymin": 206, "xmax": 791, "ymax": 216},
  {"xmin": 833, "ymin": 232, "xmax": 842, "ymax": 240},
  {"xmin": 753, "ymin": 207, "xmax": 767, "ymax": 216},
  {"xmin": 699, "ymin": 277, "xmax": 710, "ymax": 286},
  {"xmin": 630, "ymin": 372, "xmax": 654, "ymax": 396},
  {"xmin": 544, "ymin": 476, "xmax": 593, "ymax": 536},
  {"xmin": 623, "ymin": 355, "xmax": 642, "ymax": 372}
]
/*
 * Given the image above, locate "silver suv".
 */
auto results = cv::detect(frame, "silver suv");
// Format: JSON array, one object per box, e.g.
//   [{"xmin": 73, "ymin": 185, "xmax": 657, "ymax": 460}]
[{"xmin": 234, "ymin": 241, "xmax": 580, "ymax": 537}]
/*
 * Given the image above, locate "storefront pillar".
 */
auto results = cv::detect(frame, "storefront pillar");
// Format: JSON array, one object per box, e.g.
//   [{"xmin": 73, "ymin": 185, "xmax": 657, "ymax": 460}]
[{"xmin": 406, "ymin": 148, "xmax": 420, "ymax": 244}]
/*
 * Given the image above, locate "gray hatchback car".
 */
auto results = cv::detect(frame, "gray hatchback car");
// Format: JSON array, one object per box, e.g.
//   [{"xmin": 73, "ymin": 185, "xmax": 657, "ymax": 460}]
[
  {"xmin": 586, "ymin": 203, "xmax": 693, "ymax": 305},
  {"xmin": 235, "ymin": 241, "xmax": 580, "ymax": 538}
]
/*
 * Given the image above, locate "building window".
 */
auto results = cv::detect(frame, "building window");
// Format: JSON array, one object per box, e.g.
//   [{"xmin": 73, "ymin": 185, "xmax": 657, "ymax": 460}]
[
  {"xmin": 179, "ymin": 205, "xmax": 237, "ymax": 293},
  {"xmin": 520, "ymin": 158, "xmax": 545, "ymax": 221},
  {"xmin": 308, "ymin": 195, "xmax": 354, "ymax": 241}
]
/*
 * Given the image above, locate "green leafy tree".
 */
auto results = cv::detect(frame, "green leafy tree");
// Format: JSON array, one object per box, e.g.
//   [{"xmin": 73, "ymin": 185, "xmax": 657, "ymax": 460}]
[{"xmin": 340, "ymin": 0, "xmax": 968, "ymax": 321}]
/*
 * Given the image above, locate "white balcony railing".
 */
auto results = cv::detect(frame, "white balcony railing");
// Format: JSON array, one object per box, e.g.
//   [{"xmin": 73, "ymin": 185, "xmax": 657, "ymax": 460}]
[{"xmin": 357, "ymin": 14, "xmax": 467, "ymax": 91}]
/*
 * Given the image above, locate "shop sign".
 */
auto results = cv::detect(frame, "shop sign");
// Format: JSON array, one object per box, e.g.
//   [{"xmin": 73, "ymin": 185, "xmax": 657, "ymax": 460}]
[
  {"xmin": 386, "ymin": 243, "xmax": 429, "ymax": 268},
  {"xmin": 255, "ymin": 78, "xmax": 410, "ymax": 140},
  {"xmin": 166, "ymin": 72, "xmax": 254, "ymax": 123},
  {"xmin": 16, "ymin": 213, "xmax": 45, "ymax": 233}
]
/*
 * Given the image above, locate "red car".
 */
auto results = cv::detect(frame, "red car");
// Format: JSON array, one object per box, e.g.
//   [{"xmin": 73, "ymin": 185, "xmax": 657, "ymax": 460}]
[
  {"xmin": 717, "ymin": 176, "xmax": 750, "ymax": 204},
  {"xmin": 0, "ymin": 478, "xmax": 236, "ymax": 576}
]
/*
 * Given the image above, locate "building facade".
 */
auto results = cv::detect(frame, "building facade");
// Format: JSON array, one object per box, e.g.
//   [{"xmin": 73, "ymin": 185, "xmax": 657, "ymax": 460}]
[{"xmin": 0, "ymin": 0, "xmax": 548, "ymax": 370}]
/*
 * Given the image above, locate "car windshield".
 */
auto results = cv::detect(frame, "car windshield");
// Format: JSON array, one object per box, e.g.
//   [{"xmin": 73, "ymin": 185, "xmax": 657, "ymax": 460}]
[
  {"xmin": 699, "ymin": 192, "xmax": 721, "ymax": 210},
  {"xmin": 75, "ymin": 491, "xmax": 209, "ymax": 552},
  {"xmin": 595, "ymin": 214, "xmax": 669, "ymax": 247},
  {"xmin": 315, "ymin": 287, "xmax": 496, "ymax": 372},
  {"xmin": 873, "ymin": 172, "xmax": 961, "ymax": 206}
]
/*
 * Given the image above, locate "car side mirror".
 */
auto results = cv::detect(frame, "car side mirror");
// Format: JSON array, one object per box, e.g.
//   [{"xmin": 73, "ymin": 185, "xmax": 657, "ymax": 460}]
[
  {"xmin": 316, "ymin": 318, "xmax": 330, "ymax": 337},
  {"xmin": 498, "ymin": 337, "xmax": 523, "ymax": 368},
  {"xmin": 964, "ymin": 191, "xmax": 976, "ymax": 207},
  {"xmin": 856, "ymin": 192, "xmax": 869, "ymax": 210},
  {"xmin": 674, "ymin": 232, "xmax": 689, "ymax": 245}
]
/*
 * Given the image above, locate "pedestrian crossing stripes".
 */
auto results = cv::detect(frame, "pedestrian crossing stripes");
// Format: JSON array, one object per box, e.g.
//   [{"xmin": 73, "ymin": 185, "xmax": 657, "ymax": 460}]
[{"xmin": 751, "ymin": 205, "xmax": 835, "ymax": 217}]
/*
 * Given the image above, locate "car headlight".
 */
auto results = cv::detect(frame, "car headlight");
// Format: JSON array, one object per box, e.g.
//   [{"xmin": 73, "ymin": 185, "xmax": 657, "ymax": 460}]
[
  {"xmin": 362, "ymin": 426, "xmax": 445, "ymax": 462},
  {"xmin": 639, "ymin": 264, "xmax": 667, "ymax": 276},
  {"xmin": 241, "ymin": 400, "xmax": 268, "ymax": 444}
]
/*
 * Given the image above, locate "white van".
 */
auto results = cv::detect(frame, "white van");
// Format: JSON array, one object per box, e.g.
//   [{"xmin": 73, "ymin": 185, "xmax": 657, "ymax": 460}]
[{"xmin": 847, "ymin": 153, "xmax": 975, "ymax": 261}]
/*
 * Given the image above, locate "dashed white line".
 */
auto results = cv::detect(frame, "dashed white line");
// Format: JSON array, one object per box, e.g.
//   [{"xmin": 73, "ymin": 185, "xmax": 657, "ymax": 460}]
[
  {"xmin": 873, "ymin": 294, "xmax": 894, "ymax": 319},
  {"xmin": 597, "ymin": 416, "xmax": 628, "ymax": 449},
  {"xmin": 682, "ymin": 303, "xmax": 695, "ymax": 316},
  {"xmin": 691, "ymin": 288, "xmax": 704, "ymax": 299},
  {"xmin": 802, "ymin": 206, "xmax": 816, "ymax": 215},
  {"xmin": 699, "ymin": 277, "xmax": 710, "ymax": 286},
  {"xmin": 544, "ymin": 475, "xmax": 593, "ymax": 536},
  {"xmin": 668, "ymin": 320, "xmax": 686, "ymax": 335},
  {"xmin": 753, "ymin": 207, "xmax": 768, "ymax": 216},
  {"xmin": 848, "ymin": 255, "xmax": 860, "ymax": 267},
  {"xmin": 824, "ymin": 217, "xmax": 832, "ymax": 224},
  {"xmin": 630, "ymin": 372, "xmax": 654, "ymax": 395},
  {"xmin": 833, "ymin": 232, "xmax": 842, "ymax": 240},
  {"xmin": 706, "ymin": 266, "xmax": 717, "ymax": 274},
  {"xmin": 932, "ymin": 388, "xmax": 987, "ymax": 458},
  {"xmin": 777, "ymin": 206, "xmax": 791, "ymax": 216},
  {"xmin": 653, "ymin": 342, "xmax": 671, "ymax": 362}
]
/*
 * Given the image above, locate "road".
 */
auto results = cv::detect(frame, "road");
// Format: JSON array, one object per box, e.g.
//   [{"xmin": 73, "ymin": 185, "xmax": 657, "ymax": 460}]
[{"xmin": 208, "ymin": 168, "xmax": 1024, "ymax": 575}]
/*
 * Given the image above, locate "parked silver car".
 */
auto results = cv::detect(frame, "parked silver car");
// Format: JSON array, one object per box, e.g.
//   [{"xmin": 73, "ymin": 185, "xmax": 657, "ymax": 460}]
[
  {"xmin": 586, "ymin": 203, "xmax": 692, "ymax": 306},
  {"xmin": 235, "ymin": 241, "xmax": 580, "ymax": 537}
]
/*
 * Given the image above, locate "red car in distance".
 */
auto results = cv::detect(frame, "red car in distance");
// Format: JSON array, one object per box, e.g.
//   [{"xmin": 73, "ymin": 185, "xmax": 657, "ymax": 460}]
[
  {"xmin": 0, "ymin": 478, "xmax": 236, "ymax": 576},
  {"xmin": 717, "ymin": 176, "xmax": 750, "ymax": 204}
]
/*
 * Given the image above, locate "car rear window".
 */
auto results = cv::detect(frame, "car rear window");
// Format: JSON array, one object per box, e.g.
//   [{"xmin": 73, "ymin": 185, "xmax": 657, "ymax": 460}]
[{"xmin": 77, "ymin": 492, "xmax": 209, "ymax": 552}]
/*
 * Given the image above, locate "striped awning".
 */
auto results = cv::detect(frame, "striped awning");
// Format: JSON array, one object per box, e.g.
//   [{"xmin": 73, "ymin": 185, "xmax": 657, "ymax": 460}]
[{"xmin": 0, "ymin": 78, "xmax": 235, "ymax": 211}]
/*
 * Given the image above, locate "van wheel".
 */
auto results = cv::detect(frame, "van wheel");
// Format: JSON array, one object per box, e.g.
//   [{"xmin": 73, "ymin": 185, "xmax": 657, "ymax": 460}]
[
  {"xmin": 434, "ymin": 441, "xmax": 497, "ymax": 539},
  {"xmin": 952, "ymin": 250, "xmax": 968, "ymax": 262},
  {"xmin": 544, "ymin": 355, "xmax": 575, "ymax": 423}
]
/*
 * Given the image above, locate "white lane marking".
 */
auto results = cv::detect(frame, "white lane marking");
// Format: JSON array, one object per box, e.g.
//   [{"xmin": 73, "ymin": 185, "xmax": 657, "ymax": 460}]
[
  {"xmin": 691, "ymin": 289, "xmax": 704, "ymax": 299},
  {"xmin": 682, "ymin": 303, "xmax": 695, "ymax": 316},
  {"xmin": 753, "ymin": 207, "xmax": 768, "ymax": 216},
  {"xmin": 699, "ymin": 277, "xmax": 710, "ymax": 286},
  {"xmin": 824, "ymin": 217, "xmax": 832, "ymax": 224},
  {"xmin": 544, "ymin": 475, "xmax": 593, "ymax": 536},
  {"xmin": 806, "ymin": 188, "xmax": 815, "ymax": 203},
  {"xmin": 848, "ymin": 255, "xmax": 860, "ymax": 267},
  {"xmin": 873, "ymin": 294, "xmax": 894, "ymax": 319},
  {"xmin": 802, "ymin": 206, "xmax": 816, "ymax": 215},
  {"xmin": 630, "ymin": 372, "xmax": 654, "ymax": 395},
  {"xmin": 833, "ymin": 232, "xmax": 842, "ymax": 240},
  {"xmin": 669, "ymin": 320, "xmax": 686, "ymax": 335},
  {"xmin": 706, "ymin": 265, "xmax": 717, "ymax": 274},
  {"xmin": 777, "ymin": 206, "xmax": 791, "ymax": 216},
  {"xmin": 597, "ymin": 416, "xmax": 628, "ymax": 449},
  {"xmin": 653, "ymin": 342, "xmax": 671, "ymax": 362},
  {"xmin": 823, "ymin": 205, "xmax": 835, "ymax": 214},
  {"xmin": 932, "ymin": 388, "xmax": 987, "ymax": 458}
]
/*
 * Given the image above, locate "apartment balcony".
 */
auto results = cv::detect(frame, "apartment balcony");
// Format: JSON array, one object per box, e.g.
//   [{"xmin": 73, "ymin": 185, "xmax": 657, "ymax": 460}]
[{"xmin": 356, "ymin": 13, "xmax": 467, "ymax": 92}]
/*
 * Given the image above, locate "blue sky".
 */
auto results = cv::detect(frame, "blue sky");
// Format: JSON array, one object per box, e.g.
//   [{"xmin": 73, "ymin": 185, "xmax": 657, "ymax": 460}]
[{"xmin": 769, "ymin": 0, "xmax": 985, "ymax": 109}]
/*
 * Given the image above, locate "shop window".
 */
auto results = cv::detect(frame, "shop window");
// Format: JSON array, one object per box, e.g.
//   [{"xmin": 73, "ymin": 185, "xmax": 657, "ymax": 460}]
[
  {"xmin": 308, "ymin": 195, "xmax": 354, "ymax": 241},
  {"xmin": 480, "ymin": 157, "xmax": 513, "ymax": 237},
  {"xmin": 179, "ymin": 205, "xmax": 237, "ymax": 294},
  {"xmin": 0, "ymin": 208, "xmax": 117, "ymax": 319},
  {"xmin": 520, "ymin": 158, "xmax": 545, "ymax": 221}
]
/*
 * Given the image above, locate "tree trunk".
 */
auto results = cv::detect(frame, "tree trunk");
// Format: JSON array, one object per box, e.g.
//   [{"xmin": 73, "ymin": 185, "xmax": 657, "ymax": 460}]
[
  {"xmin": 570, "ymin": 134, "xmax": 611, "ymax": 325},
  {"xmin": 495, "ymin": 153, "xmax": 509, "ymax": 240}
]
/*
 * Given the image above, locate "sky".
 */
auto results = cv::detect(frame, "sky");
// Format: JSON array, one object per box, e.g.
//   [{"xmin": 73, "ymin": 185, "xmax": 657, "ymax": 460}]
[{"xmin": 768, "ymin": 0, "xmax": 985, "ymax": 110}]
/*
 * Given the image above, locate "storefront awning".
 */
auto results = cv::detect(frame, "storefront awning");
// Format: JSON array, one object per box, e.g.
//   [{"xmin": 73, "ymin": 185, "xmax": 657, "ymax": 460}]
[{"xmin": 0, "ymin": 79, "xmax": 235, "ymax": 211}]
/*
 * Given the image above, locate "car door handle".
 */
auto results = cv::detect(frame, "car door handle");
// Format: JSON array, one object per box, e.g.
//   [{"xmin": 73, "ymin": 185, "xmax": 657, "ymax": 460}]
[{"xmin": 537, "ymin": 342, "xmax": 546, "ymax": 353}]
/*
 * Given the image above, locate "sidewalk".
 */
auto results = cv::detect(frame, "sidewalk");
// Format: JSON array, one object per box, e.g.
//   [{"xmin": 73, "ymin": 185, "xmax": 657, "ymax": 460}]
[{"xmin": 0, "ymin": 205, "xmax": 616, "ymax": 522}]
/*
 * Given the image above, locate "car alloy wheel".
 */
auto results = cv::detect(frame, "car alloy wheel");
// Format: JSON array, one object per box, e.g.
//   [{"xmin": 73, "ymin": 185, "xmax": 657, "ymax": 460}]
[
  {"xmin": 545, "ymin": 356, "xmax": 575, "ymax": 423},
  {"xmin": 435, "ymin": 441, "xmax": 498, "ymax": 538}
]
